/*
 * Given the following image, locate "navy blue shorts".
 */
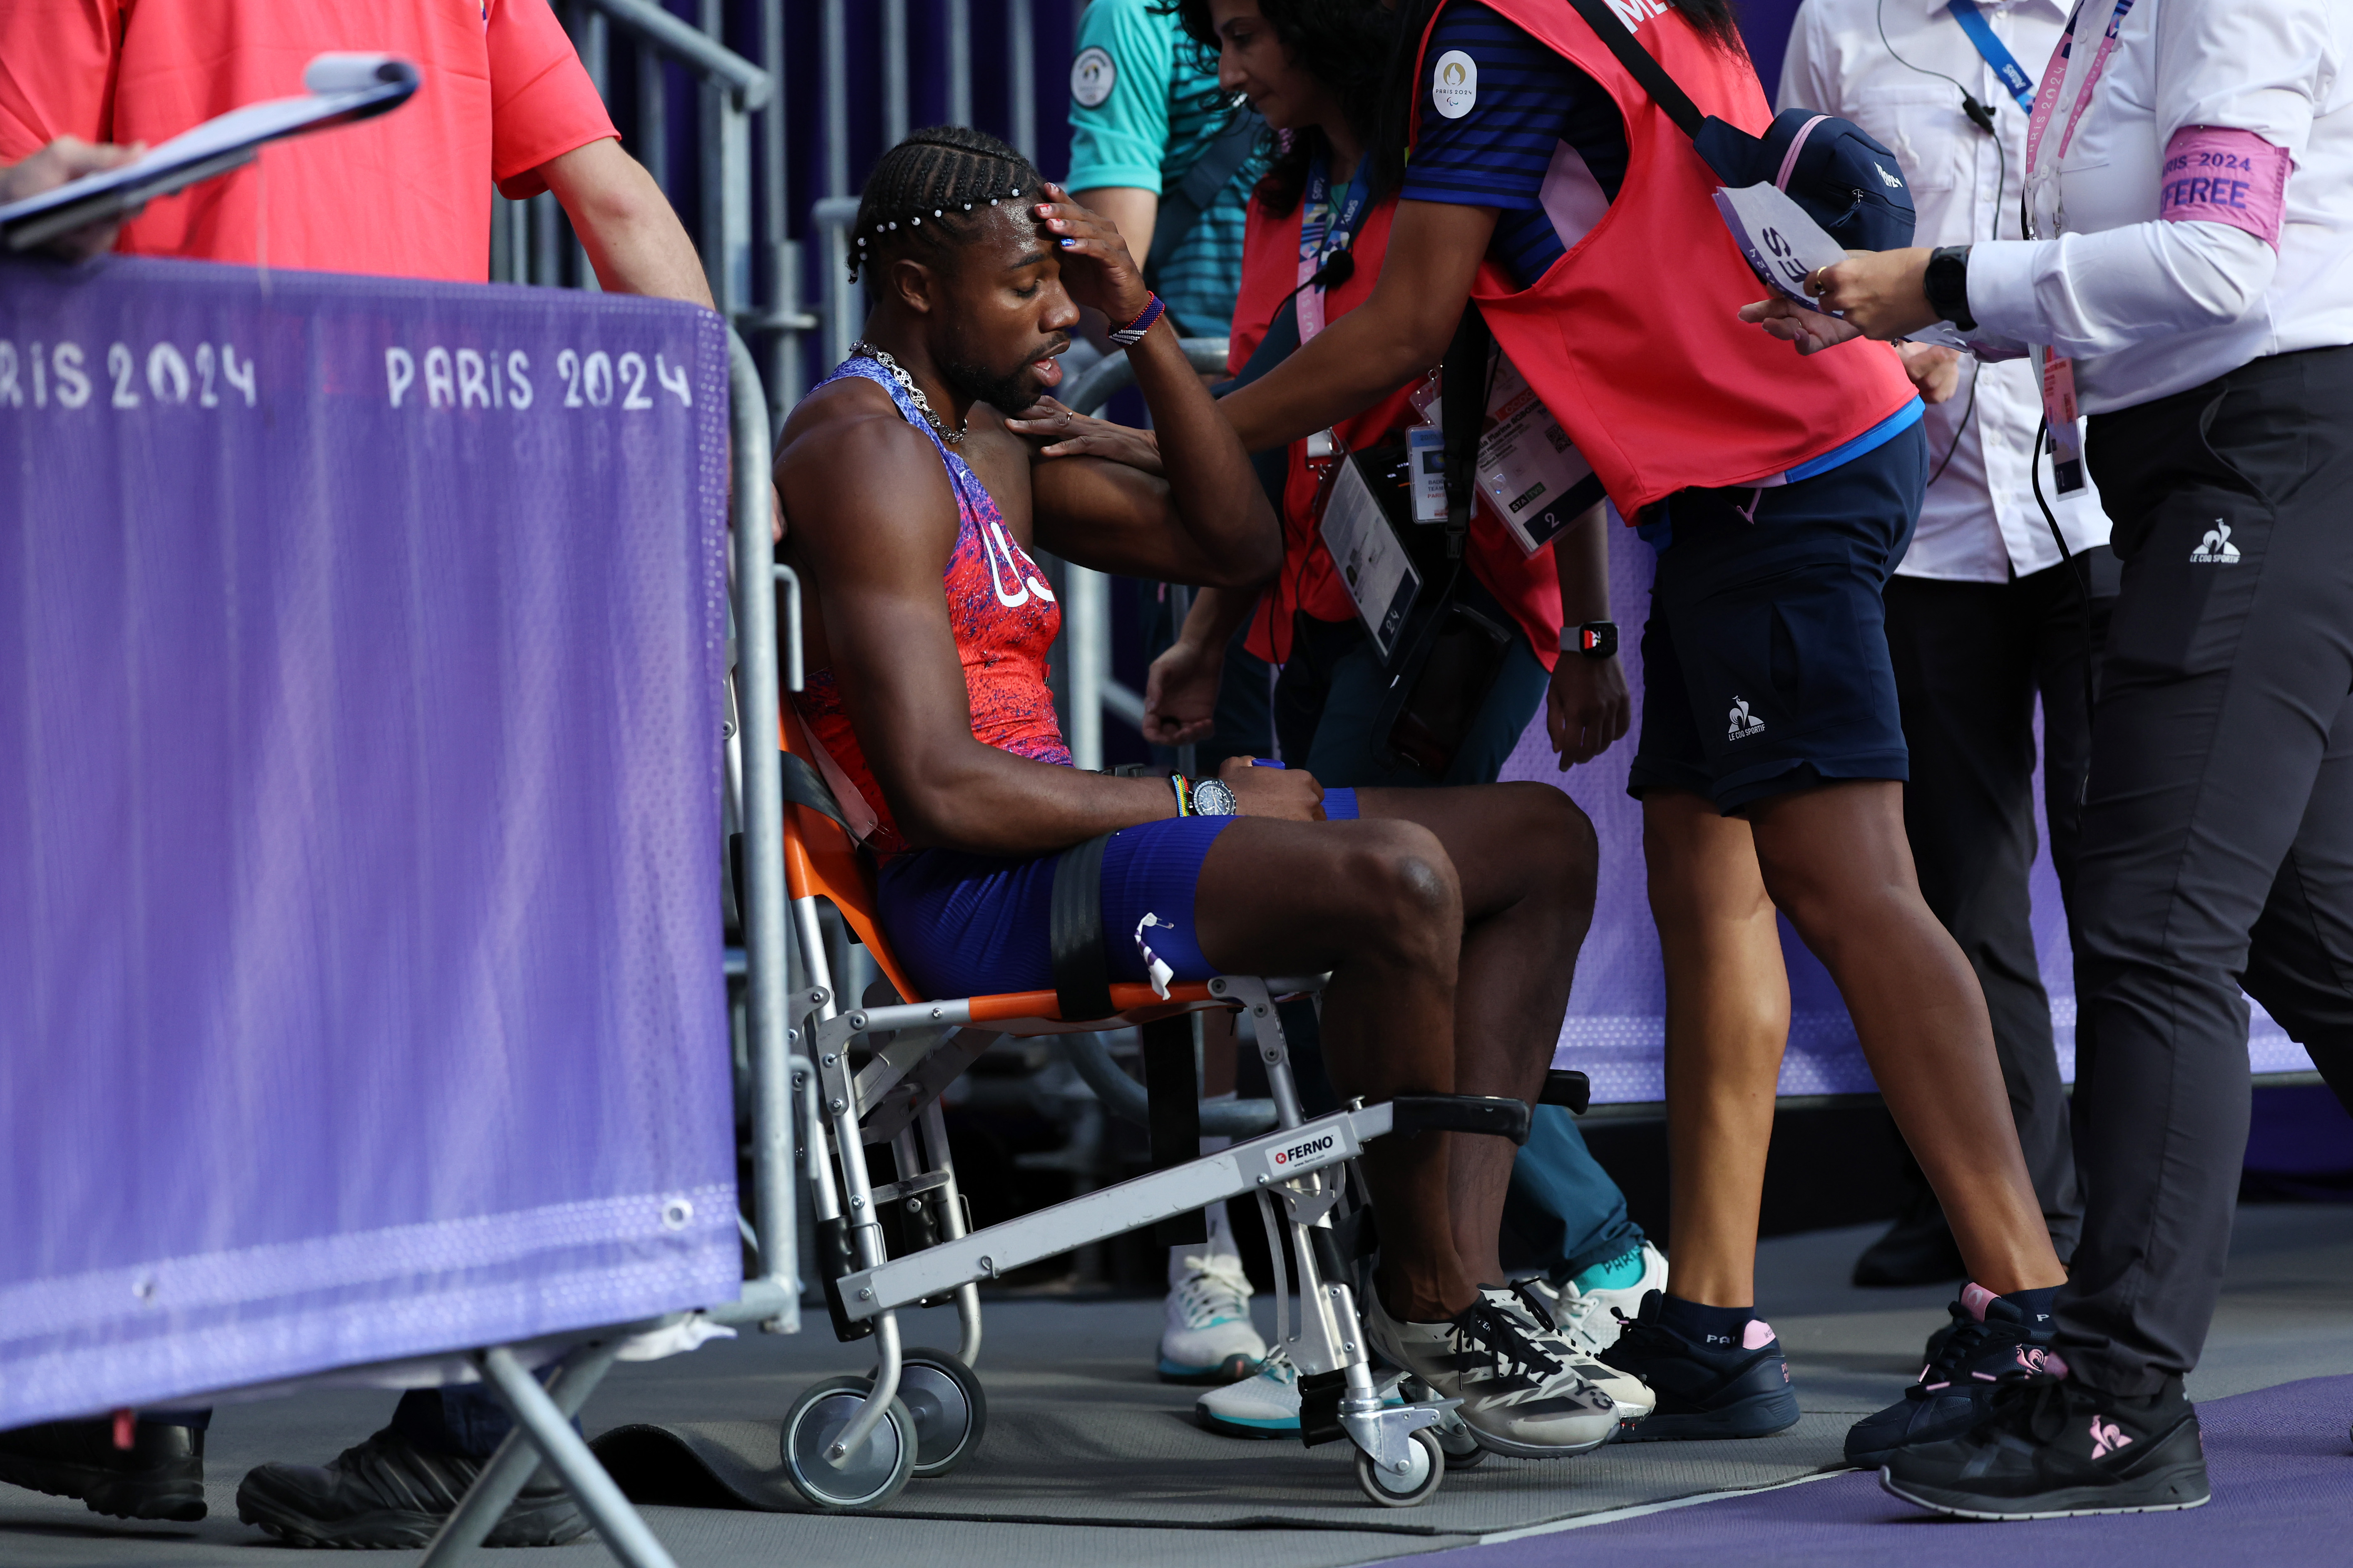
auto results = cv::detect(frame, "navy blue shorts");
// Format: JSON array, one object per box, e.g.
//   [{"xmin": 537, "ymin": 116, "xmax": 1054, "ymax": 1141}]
[
  {"xmin": 876, "ymin": 787, "xmax": 1361, "ymax": 1001},
  {"xmin": 1627, "ymin": 423, "xmax": 1928, "ymax": 814}
]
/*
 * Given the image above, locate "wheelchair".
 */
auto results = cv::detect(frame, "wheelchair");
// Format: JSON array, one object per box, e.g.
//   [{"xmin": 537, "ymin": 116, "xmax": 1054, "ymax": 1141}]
[{"xmin": 750, "ymin": 701, "xmax": 1573, "ymax": 1512}]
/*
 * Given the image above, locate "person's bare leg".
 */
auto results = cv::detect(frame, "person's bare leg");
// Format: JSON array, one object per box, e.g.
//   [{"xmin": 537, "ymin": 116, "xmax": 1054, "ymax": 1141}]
[
  {"xmin": 1193, "ymin": 817, "xmax": 1471, "ymax": 1321},
  {"xmin": 1356, "ymin": 783, "xmax": 1599, "ymax": 1287},
  {"xmin": 1644, "ymin": 790, "xmax": 1791, "ymax": 1308},
  {"xmin": 1746, "ymin": 780, "xmax": 2065, "ymax": 1293}
]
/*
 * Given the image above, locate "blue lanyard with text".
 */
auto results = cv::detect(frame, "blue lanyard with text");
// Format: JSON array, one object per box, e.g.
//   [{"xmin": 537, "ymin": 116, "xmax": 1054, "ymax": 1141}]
[
  {"xmin": 1944, "ymin": 0, "xmax": 2037, "ymax": 113},
  {"xmin": 1296, "ymin": 151, "xmax": 1373, "ymax": 344}
]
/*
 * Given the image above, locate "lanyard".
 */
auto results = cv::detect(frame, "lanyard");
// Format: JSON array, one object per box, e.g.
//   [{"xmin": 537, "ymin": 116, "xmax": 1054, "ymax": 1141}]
[
  {"xmin": 1296, "ymin": 151, "xmax": 1372, "ymax": 344},
  {"xmin": 1943, "ymin": 0, "xmax": 2037, "ymax": 114},
  {"xmin": 2025, "ymin": 0, "xmax": 2135, "ymax": 176},
  {"xmin": 2018, "ymin": 0, "xmax": 2132, "ymax": 500}
]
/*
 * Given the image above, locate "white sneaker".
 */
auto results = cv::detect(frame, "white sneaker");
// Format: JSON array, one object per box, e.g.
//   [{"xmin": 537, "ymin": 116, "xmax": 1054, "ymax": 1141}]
[
  {"xmin": 1363, "ymin": 1287, "xmax": 1619, "ymax": 1457},
  {"xmin": 1196, "ymin": 1345, "xmax": 1299, "ymax": 1439},
  {"xmin": 1158, "ymin": 1253, "xmax": 1266, "ymax": 1384},
  {"xmin": 1483, "ymin": 1285, "xmax": 1654, "ymax": 1428},
  {"xmin": 1195, "ymin": 1345, "xmax": 1406, "ymax": 1440},
  {"xmin": 1519, "ymin": 1241, "xmax": 1669, "ymax": 1356}
]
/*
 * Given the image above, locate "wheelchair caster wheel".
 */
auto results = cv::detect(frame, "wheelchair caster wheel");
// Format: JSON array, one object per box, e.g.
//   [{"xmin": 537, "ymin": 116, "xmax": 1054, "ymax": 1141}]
[
  {"xmin": 901, "ymin": 1348, "xmax": 987, "ymax": 1478},
  {"xmin": 1355, "ymin": 1427, "xmax": 1445, "ymax": 1508},
  {"xmin": 780, "ymin": 1375, "xmax": 917, "ymax": 1511}
]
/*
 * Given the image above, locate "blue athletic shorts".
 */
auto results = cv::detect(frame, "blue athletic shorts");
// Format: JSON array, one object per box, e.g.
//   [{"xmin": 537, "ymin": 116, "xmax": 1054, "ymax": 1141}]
[
  {"xmin": 876, "ymin": 787, "xmax": 1361, "ymax": 1001},
  {"xmin": 1627, "ymin": 423, "xmax": 1928, "ymax": 814}
]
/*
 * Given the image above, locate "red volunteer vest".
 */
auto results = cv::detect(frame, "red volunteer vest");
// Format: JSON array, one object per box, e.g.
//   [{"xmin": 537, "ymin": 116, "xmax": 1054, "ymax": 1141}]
[
  {"xmin": 1230, "ymin": 192, "xmax": 1563, "ymax": 670},
  {"xmin": 1417, "ymin": 0, "xmax": 1915, "ymax": 514}
]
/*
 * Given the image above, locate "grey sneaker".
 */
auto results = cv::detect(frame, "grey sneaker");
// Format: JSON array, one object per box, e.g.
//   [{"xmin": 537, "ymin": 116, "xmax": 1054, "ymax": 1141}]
[
  {"xmin": 1486, "ymin": 1284, "xmax": 1654, "ymax": 1429},
  {"xmin": 1364, "ymin": 1288, "xmax": 1618, "ymax": 1457}
]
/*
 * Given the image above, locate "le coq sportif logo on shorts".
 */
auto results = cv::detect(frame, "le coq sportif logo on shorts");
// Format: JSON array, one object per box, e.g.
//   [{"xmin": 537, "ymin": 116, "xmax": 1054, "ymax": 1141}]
[
  {"xmin": 1728, "ymin": 697, "xmax": 1765, "ymax": 740},
  {"xmin": 2191, "ymin": 519, "xmax": 2241, "ymax": 564}
]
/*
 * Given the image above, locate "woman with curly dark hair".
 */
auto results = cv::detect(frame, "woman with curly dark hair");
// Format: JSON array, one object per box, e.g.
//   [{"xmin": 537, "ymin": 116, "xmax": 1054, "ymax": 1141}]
[{"xmin": 1066, "ymin": 0, "xmax": 1661, "ymax": 1453}]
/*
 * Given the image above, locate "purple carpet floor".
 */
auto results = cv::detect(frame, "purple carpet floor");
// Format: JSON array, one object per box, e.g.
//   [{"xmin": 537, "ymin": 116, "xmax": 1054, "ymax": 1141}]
[{"xmin": 1415, "ymin": 1374, "xmax": 2353, "ymax": 1567}]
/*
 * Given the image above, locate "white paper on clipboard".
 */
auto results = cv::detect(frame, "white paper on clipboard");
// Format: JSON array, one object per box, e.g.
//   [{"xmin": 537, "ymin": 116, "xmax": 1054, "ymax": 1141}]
[
  {"xmin": 1711, "ymin": 181, "xmax": 1848, "ymax": 314},
  {"xmin": 0, "ymin": 55, "xmax": 419, "ymax": 252},
  {"xmin": 1319, "ymin": 459, "xmax": 1421, "ymax": 660}
]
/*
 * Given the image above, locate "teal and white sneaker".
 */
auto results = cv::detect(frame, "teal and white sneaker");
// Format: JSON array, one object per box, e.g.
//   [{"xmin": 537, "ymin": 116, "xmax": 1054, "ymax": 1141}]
[
  {"xmin": 1196, "ymin": 1346, "xmax": 1302, "ymax": 1439},
  {"xmin": 1195, "ymin": 1346, "xmax": 1406, "ymax": 1440},
  {"xmin": 1158, "ymin": 1252, "xmax": 1267, "ymax": 1385},
  {"xmin": 1520, "ymin": 1241, "xmax": 1668, "ymax": 1356}
]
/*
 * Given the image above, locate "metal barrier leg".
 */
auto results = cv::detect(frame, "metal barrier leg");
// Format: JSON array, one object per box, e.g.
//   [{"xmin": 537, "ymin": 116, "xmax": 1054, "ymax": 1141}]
[
  {"xmin": 731, "ymin": 327, "xmax": 800, "ymax": 1332},
  {"xmin": 476, "ymin": 1346, "xmax": 679, "ymax": 1568},
  {"xmin": 417, "ymin": 1336, "xmax": 627, "ymax": 1566}
]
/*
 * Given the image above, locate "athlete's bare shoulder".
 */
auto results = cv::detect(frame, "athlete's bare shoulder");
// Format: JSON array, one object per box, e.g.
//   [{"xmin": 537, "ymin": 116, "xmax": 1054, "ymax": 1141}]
[{"xmin": 774, "ymin": 373, "xmax": 960, "ymax": 573}]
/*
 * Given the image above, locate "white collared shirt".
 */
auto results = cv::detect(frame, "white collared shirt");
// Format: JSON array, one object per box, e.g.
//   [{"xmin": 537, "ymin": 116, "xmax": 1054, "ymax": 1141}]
[
  {"xmin": 1962, "ymin": 0, "xmax": 2353, "ymax": 415},
  {"xmin": 1781, "ymin": 0, "xmax": 2110, "ymax": 581}
]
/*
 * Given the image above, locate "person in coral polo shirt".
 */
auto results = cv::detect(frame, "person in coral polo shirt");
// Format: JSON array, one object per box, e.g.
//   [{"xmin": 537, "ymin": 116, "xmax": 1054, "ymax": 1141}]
[{"xmin": 0, "ymin": 0, "xmax": 709, "ymax": 300}]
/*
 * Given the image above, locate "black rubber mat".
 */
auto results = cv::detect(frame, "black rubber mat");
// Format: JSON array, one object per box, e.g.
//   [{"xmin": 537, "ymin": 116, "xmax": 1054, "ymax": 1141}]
[{"xmin": 590, "ymin": 1396, "xmax": 1852, "ymax": 1535}]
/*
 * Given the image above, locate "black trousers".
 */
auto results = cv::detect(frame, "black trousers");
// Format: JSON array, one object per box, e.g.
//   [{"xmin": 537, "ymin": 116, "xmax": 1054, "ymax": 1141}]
[
  {"xmin": 2060, "ymin": 345, "xmax": 2353, "ymax": 1393},
  {"xmin": 1884, "ymin": 556, "xmax": 2114, "ymax": 1261}
]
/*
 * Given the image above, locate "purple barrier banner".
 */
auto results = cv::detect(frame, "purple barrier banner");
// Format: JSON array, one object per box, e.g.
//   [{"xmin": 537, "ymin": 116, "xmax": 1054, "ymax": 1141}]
[
  {"xmin": 0, "ymin": 258, "xmax": 738, "ymax": 1429},
  {"xmin": 1503, "ymin": 522, "xmax": 2319, "ymax": 1103}
]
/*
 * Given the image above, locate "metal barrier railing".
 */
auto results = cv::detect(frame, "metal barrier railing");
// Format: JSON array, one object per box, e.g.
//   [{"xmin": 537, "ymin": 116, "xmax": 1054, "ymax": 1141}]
[
  {"xmin": 492, "ymin": 1, "xmax": 815, "ymax": 419},
  {"xmin": 492, "ymin": 2, "xmax": 1050, "ymax": 429}
]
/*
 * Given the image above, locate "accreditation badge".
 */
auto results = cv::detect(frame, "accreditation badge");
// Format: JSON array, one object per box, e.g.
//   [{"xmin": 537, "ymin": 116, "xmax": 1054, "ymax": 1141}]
[{"xmin": 2035, "ymin": 345, "xmax": 2087, "ymax": 495}]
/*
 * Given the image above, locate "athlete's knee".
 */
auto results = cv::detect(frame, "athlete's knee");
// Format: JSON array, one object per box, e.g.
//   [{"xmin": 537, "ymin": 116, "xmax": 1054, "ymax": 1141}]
[{"xmin": 1331, "ymin": 821, "xmax": 1462, "ymax": 960}]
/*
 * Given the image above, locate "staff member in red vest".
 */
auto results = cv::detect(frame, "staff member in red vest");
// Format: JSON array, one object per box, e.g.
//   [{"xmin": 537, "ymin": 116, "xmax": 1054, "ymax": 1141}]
[
  {"xmin": 1052, "ymin": 0, "xmax": 1667, "ymax": 1446},
  {"xmin": 1212, "ymin": 0, "xmax": 2070, "ymax": 1446}
]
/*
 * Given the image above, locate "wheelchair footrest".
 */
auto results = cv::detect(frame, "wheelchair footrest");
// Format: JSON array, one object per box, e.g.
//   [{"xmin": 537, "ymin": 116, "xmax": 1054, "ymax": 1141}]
[
  {"xmin": 1298, "ymin": 1369, "xmax": 1348, "ymax": 1448},
  {"xmin": 1388, "ymin": 1094, "xmax": 1532, "ymax": 1146}
]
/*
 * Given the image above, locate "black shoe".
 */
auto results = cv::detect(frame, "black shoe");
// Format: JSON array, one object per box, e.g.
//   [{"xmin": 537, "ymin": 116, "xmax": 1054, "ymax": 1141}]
[
  {"xmin": 235, "ymin": 1427, "xmax": 589, "ymax": 1549},
  {"xmin": 0, "ymin": 1417, "xmax": 206, "ymax": 1522},
  {"xmin": 1880, "ymin": 1374, "xmax": 2211, "ymax": 1519},
  {"xmin": 1845, "ymin": 1286, "xmax": 2060, "ymax": 1466},
  {"xmin": 1852, "ymin": 1196, "xmax": 1968, "ymax": 1288},
  {"xmin": 1596, "ymin": 1290, "xmax": 1801, "ymax": 1441}
]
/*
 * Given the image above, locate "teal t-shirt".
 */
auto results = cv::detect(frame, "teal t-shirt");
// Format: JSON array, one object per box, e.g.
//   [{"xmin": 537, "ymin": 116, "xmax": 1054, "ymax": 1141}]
[{"xmin": 1064, "ymin": 0, "xmax": 1262, "ymax": 342}]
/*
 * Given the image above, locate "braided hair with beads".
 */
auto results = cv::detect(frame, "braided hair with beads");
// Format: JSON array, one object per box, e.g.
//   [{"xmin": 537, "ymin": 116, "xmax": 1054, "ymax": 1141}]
[{"xmin": 847, "ymin": 126, "xmax": 1049, "ymax": 284}]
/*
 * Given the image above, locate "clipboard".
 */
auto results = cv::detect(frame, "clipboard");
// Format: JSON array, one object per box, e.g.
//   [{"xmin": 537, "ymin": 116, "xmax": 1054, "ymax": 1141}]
[{"xmin": 0, "ymin": 55, "xmax": 420, "ymax": 253}]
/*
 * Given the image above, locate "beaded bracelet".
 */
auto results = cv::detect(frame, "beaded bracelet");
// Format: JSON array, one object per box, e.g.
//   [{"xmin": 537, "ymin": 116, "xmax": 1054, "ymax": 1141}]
[{"xmin": 1108, "ymin": 293, "xmax": 1167, "ymax": 348}]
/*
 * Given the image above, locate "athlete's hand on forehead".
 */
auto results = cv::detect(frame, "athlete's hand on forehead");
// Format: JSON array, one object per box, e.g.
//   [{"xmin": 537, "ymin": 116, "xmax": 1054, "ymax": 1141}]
[{"xmin": 1031, "ymin": 182, "xmax": 1152, "ymax": 326}]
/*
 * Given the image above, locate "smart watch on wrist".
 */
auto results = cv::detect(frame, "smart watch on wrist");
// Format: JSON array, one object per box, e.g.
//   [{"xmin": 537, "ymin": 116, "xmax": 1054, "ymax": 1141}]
[
  {"xmin": 1560, "ymin": 620, "xmax": 1618, "ymax": 660},
  {"xmin": 1924, "ymin": 246, "xmax": 1977, "ymax": 332}
]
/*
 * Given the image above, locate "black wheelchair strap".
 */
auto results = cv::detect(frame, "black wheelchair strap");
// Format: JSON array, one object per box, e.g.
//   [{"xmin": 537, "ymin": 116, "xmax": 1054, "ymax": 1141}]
[
  {"xmin": 1049, "ymin": 831, "xmax": 1117, "ymax": 1022},
  {"xmin": 1390, "ymin": 1093, "xmax": 1533, "ymax": 1145}
]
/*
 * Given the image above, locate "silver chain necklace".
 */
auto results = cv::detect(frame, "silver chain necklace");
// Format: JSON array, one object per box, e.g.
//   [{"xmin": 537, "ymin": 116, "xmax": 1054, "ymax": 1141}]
[{"xmin": 850, "ymin": 341, "xmax": 967, "ymax": 447}]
